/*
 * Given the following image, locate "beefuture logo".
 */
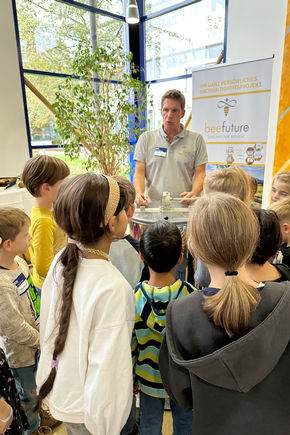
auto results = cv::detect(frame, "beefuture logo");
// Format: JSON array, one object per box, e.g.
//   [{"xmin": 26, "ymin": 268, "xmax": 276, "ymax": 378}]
[{"xmin": 205, "ymin": 121, "xmax": 249, "ymax": 134}]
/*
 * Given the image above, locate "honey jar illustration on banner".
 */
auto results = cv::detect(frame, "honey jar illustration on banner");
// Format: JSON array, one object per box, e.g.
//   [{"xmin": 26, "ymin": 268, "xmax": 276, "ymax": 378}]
[
  {"xmin": 253, "ymin": 143, "xmax": 263, "ymax": 161},
  {"xmin": 226, "ymin": 146, "xmax": 234, "ymax": 164},
  {"xmin": 245, "ymin": 147, "xmax": 255, "ymax": 165}
]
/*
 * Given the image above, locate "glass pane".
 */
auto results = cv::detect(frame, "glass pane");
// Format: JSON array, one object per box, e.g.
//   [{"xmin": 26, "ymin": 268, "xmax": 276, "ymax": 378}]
[
  {"xmin": 24, "ymin": 74, "xmax": 64, "ymax": 146},
  {"xmin": 147, "ymin": 78, "xmax": 192, "ymax": 131},
  {"xmin": 145, "ymin": 0, "xmax": 181, "ymax": 15},
  {"xmin": 17, "ymin": 0, "xmax": 125, "ymax": 74},
  {"xmin": 145, "ymin": 0, "xmax": 225, "ymax": 81},
  {"xmin": 78, "ymin": 0, "xmax": 123, "ymax": 15}
]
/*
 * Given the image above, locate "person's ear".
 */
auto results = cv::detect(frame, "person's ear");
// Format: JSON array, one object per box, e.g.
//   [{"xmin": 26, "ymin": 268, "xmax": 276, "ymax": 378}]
[
  {"xmin": 282, "ymin": 223, "xmax": 290, "ymax": 234},
  {"xmin": 182, "ymin": 109, "xmax": 185, "ymax": 118},
  {"xmin": 41, "ymin": 183, "xmax": 50, "ymax": 195},
  {"xmin": 107, "ymin": 215, "xmax": 117, "ymax": 236},
  {"xmin": 127, "ymin": 204, "xmax": 135, "ymax": 220},
  {"xmin": 177, "ymin": 252, "xmax": 183, "ymax": 265},
  {"xmin": 2, "ymin": 239, "xmax": 12, "ymax": 251}
]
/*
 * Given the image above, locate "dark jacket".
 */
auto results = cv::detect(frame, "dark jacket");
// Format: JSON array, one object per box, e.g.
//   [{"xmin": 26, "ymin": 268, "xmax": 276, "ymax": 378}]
[{"xmin": 159, "ymin": 281, "xmax": 290, "ymax": 435}]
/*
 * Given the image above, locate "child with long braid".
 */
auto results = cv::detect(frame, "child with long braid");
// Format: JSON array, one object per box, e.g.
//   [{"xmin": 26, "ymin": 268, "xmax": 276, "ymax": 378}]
[{"xmin": 35, "ymin": 173, "xmax": 135, "ymax": 435}]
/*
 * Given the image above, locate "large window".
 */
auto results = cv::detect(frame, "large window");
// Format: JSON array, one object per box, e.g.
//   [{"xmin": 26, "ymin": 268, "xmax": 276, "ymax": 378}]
[
  {"xmin": 145, "ymin": 0, "xmax": 226, "ymax": 128},
  {"xmin": 15, "ymin": 0, "xmax": 227, "ymax": 162},
  {"xmin": 16, "ymin": 0, "xmax": 126, "ymax": 155}
]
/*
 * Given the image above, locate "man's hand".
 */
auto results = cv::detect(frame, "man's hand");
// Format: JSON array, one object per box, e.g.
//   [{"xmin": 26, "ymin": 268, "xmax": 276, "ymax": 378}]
[
  {"xmin": 179, "ymin": 191, "xmax": 196, "ymax": 205},
  {"xmin": 135, "ymin": 193, "xmax": 149, "ymax": 207}
]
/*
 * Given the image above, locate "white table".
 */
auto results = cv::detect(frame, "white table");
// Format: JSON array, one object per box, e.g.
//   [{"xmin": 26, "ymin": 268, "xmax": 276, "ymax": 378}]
[{"xmin": 0, "ymin": 185, "xmax": 35, "ymax": 215}]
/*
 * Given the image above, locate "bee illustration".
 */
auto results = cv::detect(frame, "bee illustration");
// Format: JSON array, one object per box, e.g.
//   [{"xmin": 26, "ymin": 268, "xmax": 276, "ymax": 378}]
[{"xmin": 217, "ymin": 98, "xmax": 237, "ymax": 116}]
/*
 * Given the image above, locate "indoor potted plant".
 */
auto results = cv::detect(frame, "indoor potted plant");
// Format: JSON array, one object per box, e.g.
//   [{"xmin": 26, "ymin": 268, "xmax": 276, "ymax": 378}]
[{"xmin": 53, "ymin": 43, "xmax": 150, "ymax": 175}]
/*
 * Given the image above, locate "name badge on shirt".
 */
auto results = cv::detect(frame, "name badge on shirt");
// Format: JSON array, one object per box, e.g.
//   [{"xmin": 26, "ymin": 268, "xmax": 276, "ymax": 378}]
[{"xmin": 154, "ymin": 147, "xmax": 167, "ymax": 158}]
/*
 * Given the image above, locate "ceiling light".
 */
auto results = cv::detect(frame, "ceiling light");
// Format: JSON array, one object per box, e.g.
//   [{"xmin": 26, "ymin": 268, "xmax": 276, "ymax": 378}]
[{"xmin": 126, "ymin": 0, "xmax": 139, "ymax": 24}]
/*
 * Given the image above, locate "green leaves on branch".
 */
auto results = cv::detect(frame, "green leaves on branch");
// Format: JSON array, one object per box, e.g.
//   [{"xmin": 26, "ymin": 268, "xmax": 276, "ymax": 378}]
[{"xmin": 53, "ymin": 43, "xmax": 150, "ymax": 175}]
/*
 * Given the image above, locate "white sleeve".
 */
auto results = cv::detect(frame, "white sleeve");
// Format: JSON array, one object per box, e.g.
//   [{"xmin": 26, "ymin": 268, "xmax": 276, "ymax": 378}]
[{"xmin": 83, "ymin": 281, "xmax": 135, "ymax": 435}]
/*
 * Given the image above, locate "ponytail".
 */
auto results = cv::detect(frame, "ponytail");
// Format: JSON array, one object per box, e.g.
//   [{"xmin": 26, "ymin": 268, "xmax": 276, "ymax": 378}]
[
  {"xmin": 35, "ymin": 243, "xmax": 80, "ymax": 410},
  {"xmin": 203, "ymin": 275, "xmax": 261, "ymax": 337},
  {"xmin": 188, "ymin": 193, "xmax": 261, "ymax": 338}
]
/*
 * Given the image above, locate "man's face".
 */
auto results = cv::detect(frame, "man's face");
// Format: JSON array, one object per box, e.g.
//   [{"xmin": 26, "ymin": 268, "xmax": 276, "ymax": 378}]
[{"xmin": 161, "ymin": 98, "xmax": 185, "ymax": 130}]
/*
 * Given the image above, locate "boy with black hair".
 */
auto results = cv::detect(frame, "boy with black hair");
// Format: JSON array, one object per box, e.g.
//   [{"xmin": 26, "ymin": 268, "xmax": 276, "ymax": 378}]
[
  {"xmin": 131, "ymin": 220, "xmax": 194, "ymax": 435},
  {"xmin": 245, "ymin": 207, "xmax": 290, "ymax": 282}
]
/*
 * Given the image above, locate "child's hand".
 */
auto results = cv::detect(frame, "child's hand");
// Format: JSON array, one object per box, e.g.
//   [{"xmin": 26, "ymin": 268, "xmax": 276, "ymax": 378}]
[
  {"xmin": 133, "ymin": 381, "xmax": 140, "ymax": 395},
  {"xmin": 0, "ymin": 398, "xmax": 13, "ymax": 434}
]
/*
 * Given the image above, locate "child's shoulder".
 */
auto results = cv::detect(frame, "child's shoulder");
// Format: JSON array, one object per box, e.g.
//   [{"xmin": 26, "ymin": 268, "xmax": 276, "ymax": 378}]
[
  {"xmin": 182, "ymin": 280, "xmax": 197, "ymax": 294},
  {"xmin": 0, "ymin": 257, "xmax": 29, "ymax": 288},
  {"xmin": 123, "ymin": 234, "xmax": 140, "ymax": 253},
  {"xmin": 30, "ymin": 207, "xmax": 56, "ymax": 232},
  {"xmin": 30, "ymin": 207, "xmax": 53, "ymax": 221},
  {"xmin": 15, "ymin": 255, "xmax": 29, "ymax": 270}
]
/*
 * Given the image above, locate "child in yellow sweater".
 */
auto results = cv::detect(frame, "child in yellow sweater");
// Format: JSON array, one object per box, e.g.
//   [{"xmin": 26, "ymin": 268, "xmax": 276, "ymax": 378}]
[{"xmin": 22, "ymin": 155, "xmax": 70, "ymax": 290}]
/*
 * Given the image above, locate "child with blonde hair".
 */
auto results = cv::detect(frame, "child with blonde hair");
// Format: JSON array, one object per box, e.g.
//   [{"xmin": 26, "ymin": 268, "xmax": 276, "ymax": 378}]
[
  {"xmin": 204, "ymin": 165, "xmax": 250, "ymax": 203},
  {"xmin": 0, "ymin": 207, "xmax": 40, "ymax": 434},
  {"xmin": 195, "ymin": 165, "xmax": 251, "ymax": 287},
  {"xmin": 22, "ymin": 155, "xmax": 70, "ymax": 290},
  {"xmin": 159, "ymin": 193, "xmax": 290, "ymax": 434},
  {"xmin": 271, "ymin": 171, "xmax": 290, "ymax": 202},
  {"xmin": 269, "ymin": 198, "xmax": 290, "ymax": 267},
  {"xmin": 36, "ymin": 173, "xmax": 135, "ymax": 435},
  {"xmin": 248, "ymin": 175, "xmax": 258, "ymax": 204}
]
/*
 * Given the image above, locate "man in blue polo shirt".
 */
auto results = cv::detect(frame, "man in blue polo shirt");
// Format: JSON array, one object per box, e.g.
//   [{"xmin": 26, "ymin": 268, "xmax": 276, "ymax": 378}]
[{"xmin": 133, "ymin": 89, "xmax": 208, "ymax": 207}]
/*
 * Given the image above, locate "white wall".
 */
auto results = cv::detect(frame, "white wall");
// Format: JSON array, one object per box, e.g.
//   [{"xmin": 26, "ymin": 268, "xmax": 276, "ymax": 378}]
[
  {"xmin": 0, "ymin": 0, "xmax": 29, "ymax": 177},
  {"xmin": 226, "ymin": 0, "xmax": 288, "ymax": 206}
]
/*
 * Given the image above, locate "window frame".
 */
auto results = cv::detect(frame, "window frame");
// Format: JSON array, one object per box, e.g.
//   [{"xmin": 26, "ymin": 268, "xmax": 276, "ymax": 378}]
[{"xmin": 12, "ymin": 0, "xmax": 228, "ymax": 157}]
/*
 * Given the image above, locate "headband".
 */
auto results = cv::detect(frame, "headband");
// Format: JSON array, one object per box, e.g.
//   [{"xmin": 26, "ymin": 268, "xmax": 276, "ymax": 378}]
[{"xmin": 102, "ymin": 175, "xmax": 120, "ymax": 226}]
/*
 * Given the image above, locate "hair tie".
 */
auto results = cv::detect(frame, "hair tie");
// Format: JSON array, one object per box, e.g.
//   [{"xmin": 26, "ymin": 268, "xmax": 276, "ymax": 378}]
[
  {"xmin": 102, "ymin": 175, "xmax": 120, "ymax": 226},
  {"xmin": 51, "ymin": 359, "xmax": 58, "ymax": 369},
  {"xmin": 225, "ymin": 270, "xmax": 238, "ymax": 276}
]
